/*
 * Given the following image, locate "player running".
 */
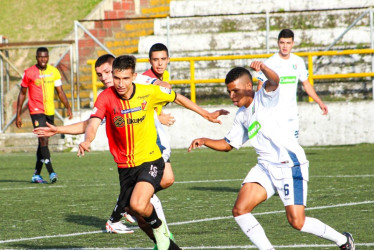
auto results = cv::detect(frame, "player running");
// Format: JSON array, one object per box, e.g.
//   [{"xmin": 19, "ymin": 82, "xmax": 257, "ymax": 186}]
[{"xmin": 188, "ymin": 62, "xmax": 355, "ymax": 250}]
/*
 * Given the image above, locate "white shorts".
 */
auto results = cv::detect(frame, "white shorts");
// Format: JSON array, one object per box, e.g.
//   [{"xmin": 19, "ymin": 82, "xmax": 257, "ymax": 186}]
[
  {"xmin": 243, "ymin": 161, "xmax": 309, "ymax": 206},
  {"xmin": 154, "ymin": 112, "xmax": 171, "ymax": 162}
]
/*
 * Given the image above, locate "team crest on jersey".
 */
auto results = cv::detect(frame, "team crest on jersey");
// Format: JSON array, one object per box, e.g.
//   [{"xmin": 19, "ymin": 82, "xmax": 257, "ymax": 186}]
[
  {"xmin": 34, "ymin": 79, "xmax": 42, "ymax": 86},
  {"xmin": 293, "ymin": 64, "xmax": 297, "ymax": 70},
  {"xmin": 113, "ymin": 116, "xmax": 125, "ymax": 127},
  {"xmin": 141, "ymin": 100, "xmax": 147, "ymax": 110}
]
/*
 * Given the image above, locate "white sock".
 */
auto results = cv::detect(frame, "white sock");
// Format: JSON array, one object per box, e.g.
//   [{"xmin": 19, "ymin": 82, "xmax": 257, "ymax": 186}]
[
  {"xmin": 150, "ymin": 194, "xmax": 170, "ymax": 233},
  {"xmin": 234, "ymin": 213, "xmax": 274, "ymax": 250},
  {"xmin": 301, "ymin": 217, "xmax": 347, "ymax": 246}
]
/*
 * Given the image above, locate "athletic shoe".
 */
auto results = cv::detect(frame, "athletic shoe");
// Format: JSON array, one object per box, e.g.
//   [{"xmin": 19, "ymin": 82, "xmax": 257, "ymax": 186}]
[
  {"xmin": 31, "ymin": 174, "xmax": 47, "ymax": 184},
  {"xmin": 153, "ymin": 220, "xmax": 170, "ymax": 250},
  {"xmin": 153, "ymin": 221, "xmax": 181, "ymax": 250},
  {"xmin": 105, "ymin": 220, "xmax": 134, "ymax": 234},
  {"xmin": 49, "ymin": 172, "xmax": 58, "ymax": 183},
  {"xmin": 153, "ymin": 232, "xmax": 175, "ymax": 250},
  {"xmin": 123, "ymin": 212, "xmax": 136, "ymax": 224},
  {"xmin": 339, "ymin": 232, "xmax": 355, "ymax": 250}
]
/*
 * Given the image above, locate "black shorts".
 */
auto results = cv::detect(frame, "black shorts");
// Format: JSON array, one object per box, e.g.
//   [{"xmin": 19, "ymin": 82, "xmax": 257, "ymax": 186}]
[
  {"xmin": 31, "ymin": 114, "xmax": 54, "ymax": 128},
  {"xmin": 117, "ymin": 157, "xmax": 165, "ymax": 209}
]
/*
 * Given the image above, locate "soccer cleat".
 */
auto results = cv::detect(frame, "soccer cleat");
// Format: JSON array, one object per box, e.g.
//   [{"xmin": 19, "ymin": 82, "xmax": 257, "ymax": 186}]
[
  {"xmin": 153, "ymin": 232, "xmax": 175, "ymax": 250},
  {"xmin": 105, "ymin": 220, "xmax": 134, "ymax": 234},
  {"xmin": 153, "ymin": 221, "xmax": 170, "ymax": 250},
  {"xmin": 49, "ymin": 172, "xmax": 58, "ymax": 183},
  {"xmin": 123, "ymin": 212, "xmax": 137, "ymax": 224},
  {"xmin": 339, "ymin": 232, "xmax": 355, "ymax": 250},
  {"xmin": 31, "ymin": 174, "xmax": 47, "ymax": 184}
]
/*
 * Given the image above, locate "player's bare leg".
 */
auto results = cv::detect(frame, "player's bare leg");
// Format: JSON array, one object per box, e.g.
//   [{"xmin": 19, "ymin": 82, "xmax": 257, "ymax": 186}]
[
  {"xmin": 131, "ymin": 181, "xmax": 180, "ymax": 250},
  {"xmin": 160, "ymin": 162, "xmax": 174, "ymax": 189}
]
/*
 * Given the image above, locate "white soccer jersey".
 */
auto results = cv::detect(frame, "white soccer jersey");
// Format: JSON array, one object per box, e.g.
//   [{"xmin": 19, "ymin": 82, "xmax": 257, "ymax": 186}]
[
  {"xmin": 225, "ymin": 84, "xmax": 307, "ymax": 167},
  {"xmin": 257, "ymin": 53, "xmax": 308, "ymax": 119}
]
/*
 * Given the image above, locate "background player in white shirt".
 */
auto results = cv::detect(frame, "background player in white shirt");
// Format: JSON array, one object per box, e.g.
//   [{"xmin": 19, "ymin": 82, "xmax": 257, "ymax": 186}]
[
  {"xmin": 188, "ymin": 62, "xmax": 355, "ymax": 250},
  {"xmin": 257, "ymin": 29, "xmax": 328, "ymax": 139}
]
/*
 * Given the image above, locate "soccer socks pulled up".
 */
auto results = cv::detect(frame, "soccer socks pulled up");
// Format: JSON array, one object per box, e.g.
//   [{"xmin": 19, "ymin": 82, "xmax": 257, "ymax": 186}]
[
  {"xmin": 109, "ymin": 201, "xmax": 124, "ymax": 223},
  {"xmin": 150, "ymin": 194, "xmax": 171, "ymax": 233},
  {"xmin": 34, "ymin": 145, "xmax": 43, "ymax": 175},
  {"xmin": 144, "ymin": 206, "xmax": 162, "ymax": 229},
  {"xmin": 301, "ymin": 217, "xmax": 347, "ymax": 246},
  {"xmin": 40, "ymin": 146, "xmax": 54, "ymax": 174},
  {"xmin": 234, "ymin": 213, "xmax": 274, "ymax": 250}
]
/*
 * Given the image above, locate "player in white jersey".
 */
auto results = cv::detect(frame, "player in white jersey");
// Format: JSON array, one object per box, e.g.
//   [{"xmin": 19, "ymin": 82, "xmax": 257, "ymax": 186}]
[
  {"xmin": 188, "ymin": 62, "xmax": 355, "ymax": 250},
  {"xmin": 257, "ymin": 29, "xmax": 328, "ymax": 139}
]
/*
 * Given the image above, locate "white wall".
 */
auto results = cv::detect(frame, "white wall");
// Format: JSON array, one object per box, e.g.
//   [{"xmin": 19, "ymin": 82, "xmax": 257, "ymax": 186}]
[{"xmin": 63, "ymin": 101, "xmax": 374, "ymax": 151}]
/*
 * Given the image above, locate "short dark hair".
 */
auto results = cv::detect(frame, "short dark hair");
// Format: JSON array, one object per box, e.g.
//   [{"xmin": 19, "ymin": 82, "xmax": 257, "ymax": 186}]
[
  {"xmin": 95, "ymin": 54, "xmax": 115, "ymax": 68},
  {"xmin": 149, "ymin": 43, "xmax": 169, "ymax": 59},
  {"xmin": 112, "ymin": 55, "xmax": 136, "ymax": 73},
  {"xmin": 36, "ymin": 47, "xmax": 48, "ymax": 55},
  {"xmin": 278, "ymin": 29, "xmax": 294, "ymax": 41},
  {"xmin": 225, "ymin": 67, "xmax": 253, "ymax": 85}
]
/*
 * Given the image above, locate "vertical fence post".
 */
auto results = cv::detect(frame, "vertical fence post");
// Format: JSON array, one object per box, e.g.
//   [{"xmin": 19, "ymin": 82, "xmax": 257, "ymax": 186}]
[
  {"xmin": 69, "ymin": 44, "xmax": 75, "ymax": 113},
  {"xmin": 190, "ymin": 60, "xmax": 196, "ymax": 103},
  {"xmin": 266, "ymin": 10, "xmax": 270, "ymax": 54},
  {"xmin": 370, "ymin": 7, "xmax": 374, "ymax": 100},
  {"xmin": 308, "ymin": 54, "xmax": 314, "ymax": 103},
  {"xmin": 90, "ymin": 61, "xmax": 99, "ymax": 103},
  {"xmin": 0, "ymin": 43, "xmax": 3, "ymax": 132},
  {"xmin": 74, "ymin": 21, "xmax": 81, "ymax": 111}
]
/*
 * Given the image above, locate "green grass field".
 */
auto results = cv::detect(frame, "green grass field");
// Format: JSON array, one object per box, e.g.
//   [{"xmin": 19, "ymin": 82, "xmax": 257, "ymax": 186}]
[{"xmin": 0, "ymin": 144, "xmax": 373, "ymax": 249}]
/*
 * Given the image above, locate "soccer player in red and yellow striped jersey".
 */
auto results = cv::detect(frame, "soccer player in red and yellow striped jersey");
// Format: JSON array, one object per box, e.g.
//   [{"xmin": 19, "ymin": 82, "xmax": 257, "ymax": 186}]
[
  {"xmin": 16, "ymin": 47, "xmax": 72, "ymax": 184},
  {"xmin": 77, "ymin": 55, "xmax": 226, "ymax": 250}
]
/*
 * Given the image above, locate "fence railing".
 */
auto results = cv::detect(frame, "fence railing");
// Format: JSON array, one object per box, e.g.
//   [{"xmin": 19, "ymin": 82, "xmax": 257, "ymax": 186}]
[{"xmin": 88, "ymin": 48, "xmax": 374, "ymax": 103}]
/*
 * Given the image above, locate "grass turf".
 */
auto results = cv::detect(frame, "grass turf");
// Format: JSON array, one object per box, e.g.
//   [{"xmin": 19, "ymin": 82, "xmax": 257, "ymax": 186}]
[{"xmin": 0, "ymin": 143, "xmax": 373, "ymax": 249}]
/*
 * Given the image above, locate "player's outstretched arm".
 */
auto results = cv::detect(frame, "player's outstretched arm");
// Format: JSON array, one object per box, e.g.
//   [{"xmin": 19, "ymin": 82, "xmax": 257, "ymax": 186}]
[
  {"xmin": 174, "ymin": 94, "xmax": 229, "ymax": 124},
  {"xmin": 250, "ymin": 61, "xmax": 279, "ymax": 92},
  {"xmin": 77, "ymin": 117, "xmax": 101, "ymax": 157},
  {"xmin": 33, "ymin": 120, "xmax": 89, "ymax": 137},
  {"xmin": 188, "ymin": 138, "xmax": 233, "ymax": 152}
]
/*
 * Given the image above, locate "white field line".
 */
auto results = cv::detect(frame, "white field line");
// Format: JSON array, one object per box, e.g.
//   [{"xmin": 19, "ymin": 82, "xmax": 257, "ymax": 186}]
[
  {"xmin": 0, "ymin": 200, "xmax": 373, "ymax": 245},
  {"xmin": 1, "ymin": 175, "xmax": 373, "ymax": 191}
]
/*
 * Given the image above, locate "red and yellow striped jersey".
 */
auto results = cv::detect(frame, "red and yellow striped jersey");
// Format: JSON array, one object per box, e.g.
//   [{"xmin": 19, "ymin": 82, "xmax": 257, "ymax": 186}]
[
  {"xmin": 21, "ymin": 64, "xmax": 62, "ymax": 115},
  {"xmin": 91, "ymin": 83, "xmax": 176, "ymax": 168}
]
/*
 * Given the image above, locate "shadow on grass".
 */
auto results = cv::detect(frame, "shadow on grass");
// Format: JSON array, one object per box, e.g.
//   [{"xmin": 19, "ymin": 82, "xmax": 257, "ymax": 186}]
[
  {"xmin": 0, "ymin": 180, "xmax": 34, "ymax": 183},
  {"xmin": 189, "ymin": 186, "xmax": 239, "ymax": 192},
  {"xmin": 65, "ymin": 214, "xmax": 106, "ymax": 230},
  {"xmin": 8, "ymin": 243, "xmax": 85, "ymax": 249}
]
